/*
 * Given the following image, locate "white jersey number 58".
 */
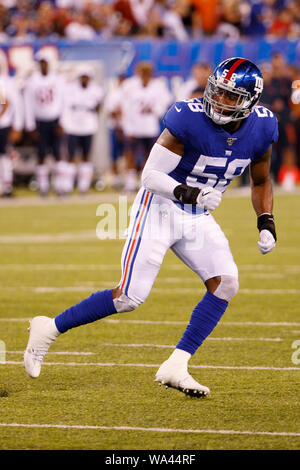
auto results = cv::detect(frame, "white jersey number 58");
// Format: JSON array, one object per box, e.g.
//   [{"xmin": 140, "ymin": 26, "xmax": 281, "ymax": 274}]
[{"xmin": 186, "ymin": 154, "xmax": 251, "ymax": 190}]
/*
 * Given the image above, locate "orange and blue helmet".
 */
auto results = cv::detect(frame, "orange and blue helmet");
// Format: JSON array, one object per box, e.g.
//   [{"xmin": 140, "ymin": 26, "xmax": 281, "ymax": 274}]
[{"xmin": 203, "ymin": 57, "xmax": 264, "ymax": 124}]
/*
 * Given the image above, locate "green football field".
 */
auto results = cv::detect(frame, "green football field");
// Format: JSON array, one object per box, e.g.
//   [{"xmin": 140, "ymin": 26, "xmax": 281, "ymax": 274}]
[{"xmin": 0, "ymin": 188, "xmax": 299, "ymax": 450}]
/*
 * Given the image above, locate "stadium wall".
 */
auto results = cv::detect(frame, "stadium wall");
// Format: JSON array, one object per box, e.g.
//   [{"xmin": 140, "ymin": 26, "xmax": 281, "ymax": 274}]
[{"xmin": 0, "ymin": 38, "xmax": 300, "ymax": 78}]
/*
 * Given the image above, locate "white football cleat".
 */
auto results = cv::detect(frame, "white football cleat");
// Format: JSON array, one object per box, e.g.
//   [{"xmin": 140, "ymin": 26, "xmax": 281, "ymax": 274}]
[
  {"xmin": 24, "ymin": 316, "xmax": 60, "ymax": 378},
  {"xmin": 155, "ymin": 360, "xmax": 210, "ymax": 397}
]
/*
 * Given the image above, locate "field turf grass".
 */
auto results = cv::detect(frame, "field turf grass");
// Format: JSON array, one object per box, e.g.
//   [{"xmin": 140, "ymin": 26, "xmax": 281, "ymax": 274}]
[{"xmin": 0, "ymin": 189, "xmax": 299, "ymax": 450}]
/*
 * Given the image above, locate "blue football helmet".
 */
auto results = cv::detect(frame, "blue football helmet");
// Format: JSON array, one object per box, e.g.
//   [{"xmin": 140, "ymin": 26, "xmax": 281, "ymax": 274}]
[{"xmin": 203, "ymin": 57, "xmax": 264, "ymax": 124}]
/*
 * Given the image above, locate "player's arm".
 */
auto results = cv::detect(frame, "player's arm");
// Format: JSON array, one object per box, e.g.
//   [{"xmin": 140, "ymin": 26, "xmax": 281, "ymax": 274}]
[
  {"xmin": 141, "ymin": 128, "xmax": 222, "ymax": 210},
  {"xmin": 250, "ymin": 145, "xmax": 277, "ymax": 254}
]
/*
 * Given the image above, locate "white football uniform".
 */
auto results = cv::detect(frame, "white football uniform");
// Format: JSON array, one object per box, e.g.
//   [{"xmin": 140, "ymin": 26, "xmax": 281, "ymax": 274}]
[
  {"xmin": 104, "ymin": 85, "xmax": 123, "ymax": 130},
  {"xmin": 61, "ymin": 80, "xmax": 104, "ymax": 136},
  {"xmin": 0, "ymin": 76, "xmax": 23, "ymax": 131},
  {"xmin": 24, "ymin": 71, "xmax": 65, "ymax": 131},
  {"xmin": 118, "ymin": 188, "xmax": 237, "ymax": 304},
  {"xmin": 121, "ymin": 76, "xmax": 172, "ymax": 138}
]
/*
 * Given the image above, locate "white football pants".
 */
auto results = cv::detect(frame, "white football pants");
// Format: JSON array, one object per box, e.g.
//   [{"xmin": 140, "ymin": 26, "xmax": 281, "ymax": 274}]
[{"xmin": 118, "ymin": 187, "xmax": 238, "ymax": 305}]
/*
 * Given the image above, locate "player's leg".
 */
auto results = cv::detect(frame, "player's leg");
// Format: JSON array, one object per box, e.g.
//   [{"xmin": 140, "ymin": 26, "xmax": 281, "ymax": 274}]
[
  {"xmin": 110, "ymin": 128, "xmax": 123, "ymax": 189},
  {"xmin": 35, "ymin": 121, "xmax": 49, "ymax": 196},
  {"xmin": 24, "ymin": 189, "xmax": 173, "ymax": 378},
  {"xmin": 55, "ymin": 133, "xmax": 77, "ymax": 196},
  {"xmin": 77, "ymin": 135, "xmax": 93, "ymax": 194},
  {"xmin": 0, "ymin": 127, "xmax": 13, "ymax": 197},
  {"xmin": 52, "ymin": 120, "xmax": 74, "ymax": 197},
  {"xmin": 155, "ymin": 212, "xmax": 239, "ymax": 397},
  {"xmin": 123, "ymin": 137, "xmax": 138, "ymax": 193}
]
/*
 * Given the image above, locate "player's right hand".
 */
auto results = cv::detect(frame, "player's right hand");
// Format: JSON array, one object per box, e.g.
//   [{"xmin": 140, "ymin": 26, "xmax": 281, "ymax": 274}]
[
  {"xmin": 197, "ymin": 187, "xmax": 222, "ymax": 211},
  {"xmin": 257, "ymin": 229, "xmax": 276, "ymax": 255}
]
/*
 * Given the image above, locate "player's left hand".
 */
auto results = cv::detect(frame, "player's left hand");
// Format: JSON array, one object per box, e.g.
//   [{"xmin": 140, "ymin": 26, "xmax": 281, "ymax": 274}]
[
  {"xmin": 258, "ymin": 229, "xmax": 276, "ymax": 255},
  {"xmin": 197, "ymin": 187, "xmax": 222, "ymax": 211}
]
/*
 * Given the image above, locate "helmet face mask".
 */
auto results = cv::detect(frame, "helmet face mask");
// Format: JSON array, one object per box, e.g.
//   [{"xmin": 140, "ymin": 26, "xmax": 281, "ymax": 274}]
[{"xmin": 203, "ymin": 58, "xmax": 263, "ymax": 125}]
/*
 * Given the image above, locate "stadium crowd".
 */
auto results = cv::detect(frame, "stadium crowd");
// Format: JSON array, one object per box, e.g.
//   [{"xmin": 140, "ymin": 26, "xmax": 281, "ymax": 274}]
[
  {"xmin": 0, "ymin": 49, "xmax": 300, "ymax": 197},
  {"xmin": 0, "ymin": 0, "xmax": 300, "ymax": 42}
]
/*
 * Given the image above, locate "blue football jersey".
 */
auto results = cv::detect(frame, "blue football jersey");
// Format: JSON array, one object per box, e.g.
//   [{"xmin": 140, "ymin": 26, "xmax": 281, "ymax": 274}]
[{"xmin": 163, "ymin": 98, "xmax": 278, "ymax": 213}]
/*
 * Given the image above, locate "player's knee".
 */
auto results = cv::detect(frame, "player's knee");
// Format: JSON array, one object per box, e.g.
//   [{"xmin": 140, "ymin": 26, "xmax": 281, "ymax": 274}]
[
  {"xmin": 213, "ymin": 275, "xmax": 239, "ymax": 302},
  {"xmin": 113, "ymin": 293, "xmax": 141, "ymax": 313}
]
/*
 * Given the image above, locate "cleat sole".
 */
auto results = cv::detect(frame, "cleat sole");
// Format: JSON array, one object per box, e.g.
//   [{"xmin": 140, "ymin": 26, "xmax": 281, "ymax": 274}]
[{"xmin": 155, "ymin": 379, "xmax": 208, "ymax": 398}]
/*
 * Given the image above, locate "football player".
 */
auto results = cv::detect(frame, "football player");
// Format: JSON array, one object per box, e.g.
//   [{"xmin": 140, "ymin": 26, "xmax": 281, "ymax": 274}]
[
  {"xmin": 24, "ymin": 58, "xmax": 278, "ymax": 397},
  {"xmin": 24, "ymin": 51, "xmax": 65, "ymax": 196},
  {"xmin": 121, "ymin": 62, "xmax": 172, "ymax": 192},
  {"xmin": 60, "ymin": 65, "xmax": 104, "ymax": 195},
  {"xmin": 0, "ymin": 71, "xmax": 23, "ymax": 197}
]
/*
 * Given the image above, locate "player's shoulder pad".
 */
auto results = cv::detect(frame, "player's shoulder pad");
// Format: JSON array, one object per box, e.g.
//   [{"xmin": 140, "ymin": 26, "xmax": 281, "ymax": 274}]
[
  {"xmin": 252, "ymin": 105, "xmax": 279, "ymax": 158},
  {"xmin": 163, "ymin": 99, "xmax": 202, "ymax": 141}
]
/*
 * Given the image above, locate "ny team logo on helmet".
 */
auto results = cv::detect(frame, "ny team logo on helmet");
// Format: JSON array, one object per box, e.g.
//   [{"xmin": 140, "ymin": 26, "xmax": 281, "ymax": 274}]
[{"xmin": 203, "ymin": 57, "xmax": 264, "ymax": 124}]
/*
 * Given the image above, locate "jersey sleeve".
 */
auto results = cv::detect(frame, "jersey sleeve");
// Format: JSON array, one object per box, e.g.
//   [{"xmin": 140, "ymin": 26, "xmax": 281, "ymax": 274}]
[
  {"xmin": 253, "ymin": 110, "xmax": 279, "ymax": 159},
  {"xmin": 163, "ymin": 101, "xmax": 189, "ymax": 143}
]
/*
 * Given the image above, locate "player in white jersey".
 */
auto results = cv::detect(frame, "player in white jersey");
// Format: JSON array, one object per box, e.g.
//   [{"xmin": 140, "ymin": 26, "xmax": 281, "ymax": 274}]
[
  {"xmin": 24, "ymin": 51, "xmax": 65, "ymax": 196},
  {"xmin": 60, "ymin": 65, "xmax": 104, "ymax": 195},
  {"xmin": 0, "ymin": 73, "xmax": 23, "ymax": 197},
  {"xmin": 121, "ymin": 62, "xmax": 172, "ymax": 192},
  {"xmin": 176, "ymin": 63, "xmax": 212, "ymax": 100},
  {"xmin": 24, "ymin": 58, "xmax": 278, "ymax": 398},
  {"xmin": 104, "ymin": 75, "xmax": 126, "ymax": 189}
]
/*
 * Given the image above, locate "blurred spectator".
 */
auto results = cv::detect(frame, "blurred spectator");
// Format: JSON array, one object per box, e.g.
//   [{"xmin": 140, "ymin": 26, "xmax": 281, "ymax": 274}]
[
  {"xmin": 191, "ymin": 0, "xmax": 220, "ymax": 36},
  {"xmin": 64, "ymin": 11, "xmax": 97, "ymax": 40},
  {"xmin": 32, "ymin": 2, "xmax": 56, "ymax": 38},
  {"xmin": 141, "ymin": 0, "xmax": 189, "ymax": 41},
  {"xmin": 60, "ymin": 64, "xmax": 104, "ymax": 194},
  {"xmin": 260, "ymin": 54, "xmax": 294, "ymax": 181},
  {"xmin": 216, "ymin": 0, "xmax": 243, "ymax": 38},
  {"xmin": 6, "ymin": 13, "xmax": 35, "ymax": 40},
  {"xmin": 0, "ymin": 0, "xmax": 298, "ymax": 40},
  {"xmin": 277, "ymin": 147, "xmax": 300, "ymax": 190},
  {"xmin": 290, "ymin": 67, "xmax": 300, "ymax": 170},
  {"xmin": 24, "ymin": 51, "xmax": 65, "ymax": 196},
  {"xmin": 241, "ymin": 0, "xmax": 272, "ymax": 37}
]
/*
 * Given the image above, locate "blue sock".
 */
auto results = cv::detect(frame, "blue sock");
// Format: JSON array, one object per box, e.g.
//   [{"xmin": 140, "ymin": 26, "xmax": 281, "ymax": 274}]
[
  {"xmin": 177, "ymin": 291, "xmax": 228, "ymax": 355},
  {"xmin": 55, "ymin": 289, "xmax": 117, "ymax": 333}
]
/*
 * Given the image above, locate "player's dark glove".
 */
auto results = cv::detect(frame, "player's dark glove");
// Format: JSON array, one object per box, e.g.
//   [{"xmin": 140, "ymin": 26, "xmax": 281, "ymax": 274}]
[
  {"xmin": 257, "ymin": 213, "xmax": 277, "ymax": 255},
  {"xmin": 173, "ymin": 184, "xmax": 200, "ymax": 205},
  {"xmin": 174, "ymin": 184, "xmax": 222, "ymax": 210}
]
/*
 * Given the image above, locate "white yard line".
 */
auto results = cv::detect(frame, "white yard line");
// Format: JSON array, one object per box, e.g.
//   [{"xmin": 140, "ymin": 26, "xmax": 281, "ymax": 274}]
[
  {"xmin": 0, "ymin": 422, "xmax": 299, "ymax": 437},
  {"xmin": 6, "ymin": 351, "xmax": 95, "ymax": 355},
  {"xmin": 0, "ymin": 265, "xmax": 286, "ymax": 279},
  {"xmin": 3, "ymin": 361, "xmax": 299, "ymax": 371},
  {"xmin": 4, "ymin": 337, "xmax": 282, "ymax": 357},
  {"xmin": 95, "ymin": 338, "xmax": 283, "ymax": 347},
  {"xmin": 0, "ymin": 231, "xmax": 118, "ymax": 244},
  {"xmin": 1, "ymin": 263, "xmax": 300, "ymax": 271},
  {"xmin": 0, "ymin": 264, "xmax": 121, "ymax": 271},
  {"xmin": 1, "ymin": 285, "xmax": 300, "ymax": 294},
  {"xmin": 1, "ymin": 318, "xmax": 299, "ymax": 327}
]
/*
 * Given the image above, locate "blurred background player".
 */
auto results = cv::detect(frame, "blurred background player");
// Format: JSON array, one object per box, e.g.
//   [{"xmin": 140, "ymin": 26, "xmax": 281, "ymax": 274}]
[
  {"xmin": 121, "ymin": 61, "xmax": 172, "ymax": 192},
  {"xmin": 176, "ymin": 62, "xmax": 212, "ymax": 100},
  {"xmin": 60, "ymin": 64, "xmax": 104, "ymax": 195},
  {"xmin": 0, "ymin": 69, "xmax": 23, "ymax": 197},
  {"xmin": 24, "ymin": 51, "xmax": 65, "ymax": 196},
  {"xmin": 259, "ymin": 54, "xmax": 294, "ymax": 182},
  {"xmin": 104, "ymin": 74, "xmax": 126, "ymax": 190}
]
